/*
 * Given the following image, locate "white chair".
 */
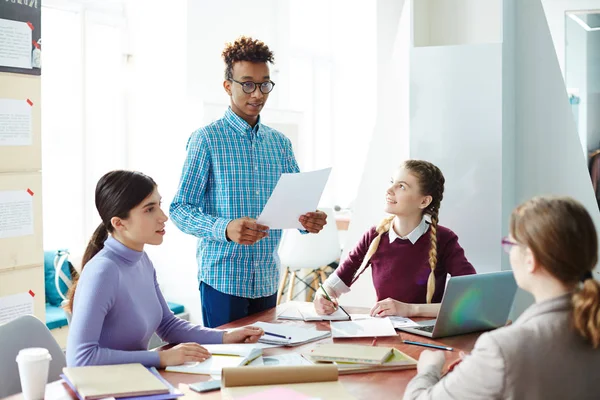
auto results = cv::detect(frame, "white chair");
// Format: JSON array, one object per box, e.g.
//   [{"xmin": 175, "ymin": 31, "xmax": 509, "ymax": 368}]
[
  {"xmin": 0, "ymin": 315, "xmax": 67, "ymax": 398},
  {"xmin": 277, "ymin": 208, "xmax": 342, "ymax": 304}
]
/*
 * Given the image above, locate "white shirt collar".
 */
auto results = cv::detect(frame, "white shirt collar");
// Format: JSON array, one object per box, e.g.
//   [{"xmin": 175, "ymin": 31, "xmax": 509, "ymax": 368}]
[{"xmin": 389, "ymin": 214, "xmax": 431, "ymax": 244}]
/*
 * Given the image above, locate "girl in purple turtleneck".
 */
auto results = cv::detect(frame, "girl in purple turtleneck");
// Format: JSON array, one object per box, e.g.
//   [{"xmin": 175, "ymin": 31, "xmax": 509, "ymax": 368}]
[
  {"xmin": 315, "ymin": 160, "xmax": 476, "ymax": 318},
  {"xmin": 66, "ymin": 170, "xmax": 263, "ymax": 368}
]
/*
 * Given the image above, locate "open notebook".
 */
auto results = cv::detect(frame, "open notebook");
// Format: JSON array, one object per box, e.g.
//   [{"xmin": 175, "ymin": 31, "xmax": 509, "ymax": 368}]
[
  {"xmin": 277, "ymin": 301, "xmax": 350, "ymax": 321},
  {"xmin": 251, "ymin": 321, "xmax": 331, "ymax": 346},
  {"xmin": 165, "ymin": 347, "xmax": 262, "ymax": 375}
]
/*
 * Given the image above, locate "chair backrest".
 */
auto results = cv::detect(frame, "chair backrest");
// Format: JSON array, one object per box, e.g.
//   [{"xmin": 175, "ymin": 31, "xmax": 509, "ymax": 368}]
[
  {"xmin": 278, "ymin": 208, "xmax": 342, "ymax": 271},
  {"xmin": 0, "ymin": 315, "xmax": 66, "ymax": 398}
]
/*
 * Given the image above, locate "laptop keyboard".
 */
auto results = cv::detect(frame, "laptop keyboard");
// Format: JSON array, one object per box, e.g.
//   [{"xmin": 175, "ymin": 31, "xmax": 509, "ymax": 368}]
[{"xmin": 414, "ymin": 325, "xmax": 435, "ymax": 332}]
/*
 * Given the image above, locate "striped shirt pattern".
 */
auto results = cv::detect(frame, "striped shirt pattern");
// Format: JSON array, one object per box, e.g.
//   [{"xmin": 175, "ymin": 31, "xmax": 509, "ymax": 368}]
[{"xmin": 170, "ymin": 107, "xmax": 300, "ymax": 298}]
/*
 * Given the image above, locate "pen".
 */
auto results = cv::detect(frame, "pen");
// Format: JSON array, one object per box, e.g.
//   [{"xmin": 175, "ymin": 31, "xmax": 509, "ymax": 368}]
[
  {"xmin": 264, "ymin": 331, "xmax": 290, "ymax": 340},
  {"xmin": 402, "ymin": 340, "xmax": 453, "ymax": 351},
  {"xmin": 319, "ymin": 284, "xmax": 336, "ymax": 308},
  {"xmin": 319, "ymin": 284, "xmax": 352, "ymax": 320}
]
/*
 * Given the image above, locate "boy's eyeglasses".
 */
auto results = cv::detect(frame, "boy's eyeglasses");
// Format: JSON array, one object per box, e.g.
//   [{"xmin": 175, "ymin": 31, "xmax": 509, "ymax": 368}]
[{"xmin": 230, "ymin": 79, "xmax": 275, "ymax": 94}]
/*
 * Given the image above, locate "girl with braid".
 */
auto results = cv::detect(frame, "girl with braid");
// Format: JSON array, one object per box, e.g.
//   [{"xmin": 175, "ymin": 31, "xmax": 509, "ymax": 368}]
[{"xmin": 315, "ymin": 160, "xmax": 475, "ymax": 318}]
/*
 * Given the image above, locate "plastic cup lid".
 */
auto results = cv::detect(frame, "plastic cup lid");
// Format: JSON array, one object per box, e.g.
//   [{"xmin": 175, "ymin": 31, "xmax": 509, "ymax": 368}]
[{"xmin": 16, "ymin": 348, "xmax": 52, "ymax": 363}]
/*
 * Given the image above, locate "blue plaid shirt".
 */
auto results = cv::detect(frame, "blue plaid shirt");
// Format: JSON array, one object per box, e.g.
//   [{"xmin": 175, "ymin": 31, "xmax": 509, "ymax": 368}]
[{"xmin": 170, "ymin": 108, "xmax": 300, "ymax": 298}]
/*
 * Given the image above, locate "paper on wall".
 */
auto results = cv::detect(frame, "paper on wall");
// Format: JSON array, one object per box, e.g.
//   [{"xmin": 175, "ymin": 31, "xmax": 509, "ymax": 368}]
[
  {"xmin": 0, "ymin": 190, "xmax": 34, "ymax": 239},
  {"xmin": 0, "ymin": 292, "xmax": 34, "ymax": 325},
  {"xmin": 0, "ymin": 98, "xmax": 32, "ymax": 146},
  {"xmin": 0, "ymin": 18, "xmax": 32, "ymax": 70}
]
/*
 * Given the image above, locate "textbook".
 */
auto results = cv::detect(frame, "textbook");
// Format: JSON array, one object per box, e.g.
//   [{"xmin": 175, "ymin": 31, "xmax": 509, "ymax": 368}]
[
  {"xmin": 62, "ymin": 363, "xmax": 170, "ymax": 400},
  {"xmin": 309, "ymin": 343, "xmax": 394, "ymax": 365},
  {"xmin": 307, "ymin": 348, "xmax": 418, "ymax": 375},
  {"xmin": 333, "ymin": 348, "xmax": 418, "ymax": 374}
]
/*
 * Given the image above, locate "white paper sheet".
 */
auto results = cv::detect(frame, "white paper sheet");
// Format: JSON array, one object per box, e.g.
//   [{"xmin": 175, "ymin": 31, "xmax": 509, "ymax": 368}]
[
  {"xmin": 0, "ymin": 292, "xmax": 34, "ymax": 325},
  {"xmin": 0, "ymin": 18, "xmax": 32, "ymax": 70},
  {"xmin": 277, "ymin": 301, "xmax": 350, "ymax": 321},
  {"xmin": 0, "ymin": 190, "xmax": 34, "ymax": 239},
  {"xmin": 0, "ymin": 98, "xmax": 32, "ymax": 146},
  {"xmin": 349, "ymin": 314, "xmax": 419, "ymax": 329},
  {"xmin": 251, "ymin": 321, "xmax": 331, "ymax": 346},
  {"xmin": 249, "ymin": 353, "xmax": 313, "ymax": 367},
  {"xmin": 165, "ymin": 347, "xmax": 262, "ymax": 375},
  {"xmin": 257, "ymin": 168, "xmax": 331, "ymax": 229},
  {"xmin": 166, "ymin": 355, "xmax": 245, "ymax": 375},
  {"xmin": 202, "ymin": 343, "xmax": 278, "ymax": 353},
  {"xmin": 330, "ymin": 318, "xmax": 397, "ymax": 338}
]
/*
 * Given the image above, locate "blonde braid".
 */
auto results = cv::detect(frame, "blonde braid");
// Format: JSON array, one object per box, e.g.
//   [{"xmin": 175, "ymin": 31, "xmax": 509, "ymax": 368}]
[
  {"xmin": 351, "ymin": 215, "xmax": 395, "ymax": 284},
  {"xmin": 426, "ymin": 211, "xmax": 439, "ymax": 303},
  {"xmin": 403, "ymin": 159, "xmax": 445, "ymax": 304}
]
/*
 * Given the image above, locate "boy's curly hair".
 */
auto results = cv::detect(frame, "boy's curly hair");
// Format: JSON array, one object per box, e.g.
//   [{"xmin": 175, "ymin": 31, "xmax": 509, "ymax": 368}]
[{"xmin": 222, "ymin": 36, "xmax": 275, "ymax": 80}]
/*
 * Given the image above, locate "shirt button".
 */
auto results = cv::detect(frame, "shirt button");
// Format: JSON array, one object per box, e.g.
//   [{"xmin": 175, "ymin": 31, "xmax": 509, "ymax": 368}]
[{"xmin": 255, "ymin": 190, "xmax": 259, "ymax": 195}]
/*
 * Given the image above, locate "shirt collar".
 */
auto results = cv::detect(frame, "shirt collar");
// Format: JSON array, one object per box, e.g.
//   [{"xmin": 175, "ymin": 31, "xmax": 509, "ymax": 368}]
[
  {"xmin": 513, "ymin": 293, "xmax": 572, "ymax": 326},
  {"xmin": 104, "ymin": 235, "xmax": 144, "ymax": 266},
  {"xmin": 224, "ymin": 107, "xmax": 263, "ymax": 139},
  {"xmin": 389, "ymin": 215, "xmax": 431, "ymax": 244}
]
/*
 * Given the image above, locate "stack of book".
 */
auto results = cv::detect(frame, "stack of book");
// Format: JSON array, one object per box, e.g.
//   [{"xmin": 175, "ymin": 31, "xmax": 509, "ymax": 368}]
[
  {"xmin": 306, "ymin": 343, "xmax": 417, "ymax": 375},
  {"xmin": 61, "ymin": 363, "xmax": 183, "ymax": 400}
]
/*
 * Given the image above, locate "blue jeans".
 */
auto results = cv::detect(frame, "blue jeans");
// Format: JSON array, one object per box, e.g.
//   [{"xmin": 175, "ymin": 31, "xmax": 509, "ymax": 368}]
[{"xmin": 200, "ymin": 281, "xmax": 277, "ymax": 328}]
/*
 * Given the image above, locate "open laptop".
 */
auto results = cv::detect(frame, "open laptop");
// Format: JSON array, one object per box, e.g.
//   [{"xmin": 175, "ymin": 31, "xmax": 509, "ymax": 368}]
[{"xmin": 398, "ymin": 271, "xmax": 517, "ymax": 338}]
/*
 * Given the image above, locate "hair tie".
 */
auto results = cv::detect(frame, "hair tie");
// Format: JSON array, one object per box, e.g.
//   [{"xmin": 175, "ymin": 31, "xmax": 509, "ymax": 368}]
[{"xmin": 580, "ymin": 271, "xmax": 594, "ymax": 282}]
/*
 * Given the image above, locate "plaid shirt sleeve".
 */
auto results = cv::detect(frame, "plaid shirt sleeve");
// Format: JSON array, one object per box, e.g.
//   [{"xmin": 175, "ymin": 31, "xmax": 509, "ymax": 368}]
[
  {"xmin": 284, "ymin": 136, "xmax": 300, "ymax": 174},
  {"xmin": 169, "ymin": 130, "xmax": 231, "ymax": 242}
]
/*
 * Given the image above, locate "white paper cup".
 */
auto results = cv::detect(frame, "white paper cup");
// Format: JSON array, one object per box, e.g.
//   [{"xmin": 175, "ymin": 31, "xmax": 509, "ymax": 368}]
[{"xmin": 16, "ymin": 347, "xmax": 52, "ymax": 400}]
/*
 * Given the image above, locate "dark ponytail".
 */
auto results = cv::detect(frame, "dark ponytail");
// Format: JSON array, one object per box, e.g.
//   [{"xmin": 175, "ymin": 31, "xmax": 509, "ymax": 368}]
[{"xmin": 63, "ymin": 170, "xmax": 156, "ymax": 314}]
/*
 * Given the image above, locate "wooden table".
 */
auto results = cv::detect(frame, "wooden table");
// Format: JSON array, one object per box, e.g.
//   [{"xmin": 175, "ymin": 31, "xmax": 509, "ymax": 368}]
[{"xmin": 4, "ymin": 307, "xmax": 481, "ymax": 399}]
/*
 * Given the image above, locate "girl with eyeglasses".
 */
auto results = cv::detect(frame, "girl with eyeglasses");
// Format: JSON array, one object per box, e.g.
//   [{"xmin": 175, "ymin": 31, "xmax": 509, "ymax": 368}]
[{"xmin": 404, "ymin": 196, "xmax": 600, "ymax": 399}]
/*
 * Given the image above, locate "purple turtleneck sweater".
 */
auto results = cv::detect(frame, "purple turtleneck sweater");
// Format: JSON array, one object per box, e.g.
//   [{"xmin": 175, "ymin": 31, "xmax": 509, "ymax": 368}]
[{"xmin": 66, "ymin": 236, "xmax": 223, "ymax": 367}]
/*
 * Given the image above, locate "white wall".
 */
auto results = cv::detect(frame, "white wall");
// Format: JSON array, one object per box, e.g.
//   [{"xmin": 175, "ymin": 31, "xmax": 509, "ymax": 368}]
[
  {"xmin": 123, "ymin": 0, "xmax": 205, "ymax": 321},
  {"xmin": 501, "ymin": 0, "xmax": 516, "ymax": 271},
  {"xmin": 541, "ymin": 0, "xmax": 600, "ymax": 76},
  {"xmin": 515, "ymin": 0, "xmax": 599, "ymax": 216},
  {"xmin": 565, "ymin": 16, "xmax": 589, "ymax": 151},
  {"xmin": 410, "ymin": 44, "xmax": 504, "ymax": 274},
  {"xmin": 413, "ymin": 0, "xmax": 502, "ymax": 46},
  {"xmin": 339, "ymin": 0, "xmax": 408, "ymax": 307},
  {"xmin": 587, "ymin": 30, "xmax": 600, "ymax": 152}
]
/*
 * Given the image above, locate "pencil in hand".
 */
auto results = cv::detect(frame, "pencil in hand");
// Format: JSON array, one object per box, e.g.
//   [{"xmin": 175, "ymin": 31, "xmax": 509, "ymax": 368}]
[{"xmin": 319, "ymin": 284, "xmax": 338, "ymax": 310}]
